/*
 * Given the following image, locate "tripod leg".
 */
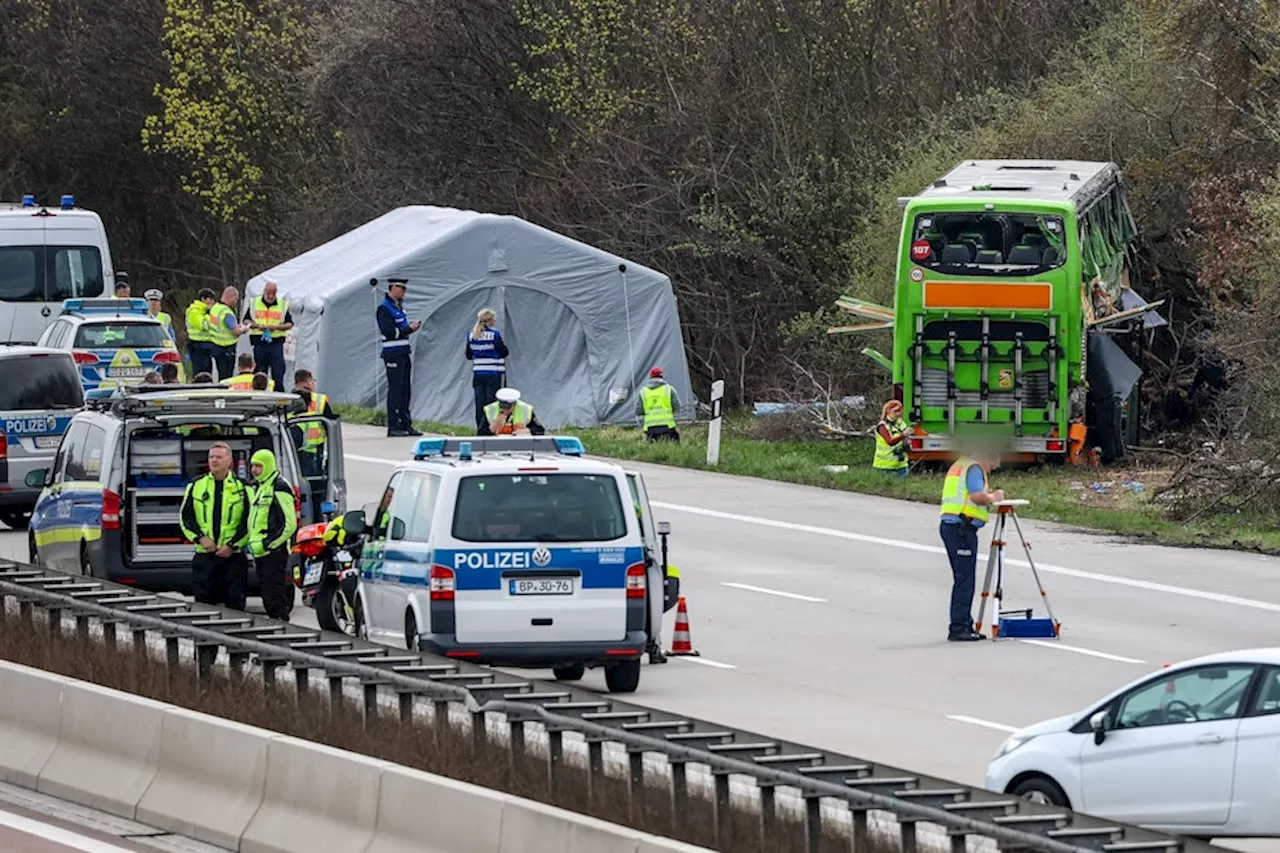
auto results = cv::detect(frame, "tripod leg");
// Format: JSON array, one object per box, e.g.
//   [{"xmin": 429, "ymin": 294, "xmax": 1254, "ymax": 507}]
[
  {"xmin": 1010, "ymin": 512, "xmax": 1060, "ymax": 634},
  {"xmin": 974, "ymin": 514, "xmax": 1002, "ymax": 636}
]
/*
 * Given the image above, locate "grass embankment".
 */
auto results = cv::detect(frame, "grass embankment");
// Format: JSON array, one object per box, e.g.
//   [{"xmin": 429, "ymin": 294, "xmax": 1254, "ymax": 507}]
[
  {"xmin": 0, "ymin": 605, "xmax": 886, "ymax": 853},
  {"xmin": 335, "ymin": 404, "xmax": 1280, "ymax": 555}
]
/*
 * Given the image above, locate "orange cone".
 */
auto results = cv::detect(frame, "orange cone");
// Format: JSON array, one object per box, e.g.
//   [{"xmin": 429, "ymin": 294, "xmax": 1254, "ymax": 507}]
[{"xmin": 666, "ymin": 597, "xmax": 700, "ymax": 657}]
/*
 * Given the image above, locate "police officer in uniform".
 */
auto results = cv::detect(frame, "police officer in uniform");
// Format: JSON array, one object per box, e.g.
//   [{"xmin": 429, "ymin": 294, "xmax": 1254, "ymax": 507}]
[
  {"xmin": 939, "ymin": 451, "xmax": 1004, "ymax": 642},
  {"xmin": 636, "ymin": 366, "xmax": 680, "ymax": 442},
  {"xmin": 246, "ymin": 448, "xmax": 298, "ymax": 621},
  {"xmin": 145, "ymin": 289, "xmax": 174, "ymax": 340},
  {"xmin": 207, "ymin": 286, "xmax": 248, "ymax": 381},
  {"xmin": 245, "ymin": 280, "xmax": 293, "ymax": 390},
  {"xmin": 873, "ymin": 400, "xmax": 910, "ymax": 478},
  {"xmin": 376, "ymin": 278, "xmax": 422, "ymax": 437},
  {"xmin": 184, "ymin": 288, "xmax": 217, "ymax": 376},
  {"xmin": 179, "ymin": 442, "xmax": 251, "ymax": 610},
  {"xmin": 465, "ymin": 308, "xmax": 509, "ymax": 431},
  {"xmin": 480, "ymin": 388, "xmax": 546, "ymax": 436}
]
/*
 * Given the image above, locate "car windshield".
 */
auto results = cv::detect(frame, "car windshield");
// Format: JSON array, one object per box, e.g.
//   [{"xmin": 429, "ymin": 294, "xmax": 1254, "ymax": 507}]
[
  {"xmin": 0, "ymin": 355, "xmax": 84, "ymax": 410},
  {"xmin": 74, "ymin": 322, "xmax": 168, "ymax": 349},
  {"xmin": 452, "ymin": 472, "xmax": 627, "ymax": 542},
  {"xmin": 910, "ymin": 212, "xmax": 1067, "ymax": 276}
]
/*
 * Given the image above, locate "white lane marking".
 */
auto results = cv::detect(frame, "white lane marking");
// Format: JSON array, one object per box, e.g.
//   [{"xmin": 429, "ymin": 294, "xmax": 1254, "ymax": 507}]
[
  {"xmin": 946, "ymin": 715, "xmax": 1019, "ymax": 734},
  {"xmin": 671, "ymin": 656, "xmax": 737, "ymax": 669},
  {"xmin": 344, "ymin": 452, "xmax": 1280, "ymax": 615},
  {"xmin": 0, "ymin": 807, "xmax": 141, "ymax": 853},
  {"xmin": 721, "ymin": 582, "xmax": 827, "ymax": 603},
  {"xmin": 1019, "ymin": 639, "xmax": 1146, "ymax": 665},
  {"xmin": 648, "ymin": 500, "xmax": 1280, "ymax": 615}
]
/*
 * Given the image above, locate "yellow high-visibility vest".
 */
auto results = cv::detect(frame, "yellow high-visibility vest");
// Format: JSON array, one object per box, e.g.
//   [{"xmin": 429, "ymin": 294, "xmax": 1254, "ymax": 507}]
[{"xmin": 939, "ymin": 457, "xmax": 989, "ymax": 523}]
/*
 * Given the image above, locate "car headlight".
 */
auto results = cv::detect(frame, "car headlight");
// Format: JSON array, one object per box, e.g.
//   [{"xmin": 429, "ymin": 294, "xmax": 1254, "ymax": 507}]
[{"xmin": 994, "ymin": 733, "xmax": 1037, "ymax": 759}]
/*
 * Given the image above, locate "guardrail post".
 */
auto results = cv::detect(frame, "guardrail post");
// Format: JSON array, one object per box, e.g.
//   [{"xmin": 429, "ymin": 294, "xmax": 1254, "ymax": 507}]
[
  {"xmin": 472, "ymin": 710, "xmax": 488, "ymax": 755},
  {"xmin": 949, "ymin": 831, "xmax": 967, "ymax": 853},
  {"xmin": 851, "ymin": 806, "xmax": 871, "ymax": 853},
  {"xmin": 670, "ymin": 760, "xmax": 689, "ymax": 838},
  {"xmin": 547, "ymin": 728, "xmax": 564, "ymax": 799},
  {"xmin": 132, "ymin": 628, "xmax": 147, "ymax": 660},
  {"xmin": 398, "ymin": 691, "xmax": 413, "ymax": 724},
  {"xmin": 75, "ymin": 613, "xmax": 89, "ymax": 641},
  {"xmin": 165, "ymin": 635, "xmax": 179, "ymax": 674},
  {"xmin": 103, "ymin": 620, "xmax": 116, "ymax": 649},
  {"xmin": 363, "ymin": 682, "xmax": 378, "ymax": 726},
  {"xmin": 508, "ymin": 719, "xmax": 525, "ymax": 787},
  {"xmin": 713, "ymin": 772, "xmax": 730, "ymax": 848},
  {"xmin": 19, "ymin": 599, "xmax": 33, "ymax": 624},
  {"xmin": 296, "ymin": 666, "xmax": 310, "ymax": 698},
  {"xmin": 328, "ymin": 674, "xmax": 344, "ymax": 706},
  {"xmin": 899, "ymin": 817, "xmax": 919, "ymax": 853},
  {"xmin": 627, "ymin": 751, "xmax": 644, "ymax": 823},
  {"xmin": 760, "ymin": 785, "xmax": 776, "ymax": 846},
  {"xmin": 196, "ymin": 644, "xmax": 216, "ymax": 682},
  {"xmin": 707, "ymin": 379, "xmax": 725, "ymax": 466},
  {"xmin": 805, "ymin": 796, "xmax": 823, "ymax": 853},
  {"xmin": 587, "ymin": 740, "xmax": 604, "ymax": 813},
  {"xmin": 433, "ymin": 699, "xmax": 451, "ymax": 751}
]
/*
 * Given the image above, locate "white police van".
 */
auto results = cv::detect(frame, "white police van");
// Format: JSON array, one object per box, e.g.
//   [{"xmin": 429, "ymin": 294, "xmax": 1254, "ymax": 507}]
[{"xmin": 346, "ymin": 435, "xmax": 668, "ymax": 693}]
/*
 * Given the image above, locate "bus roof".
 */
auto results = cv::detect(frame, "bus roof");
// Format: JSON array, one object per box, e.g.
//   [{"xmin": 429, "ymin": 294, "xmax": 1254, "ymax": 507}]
[{"xmin": 904, "ymin": 159, "xmax": 1121, "ymax": 210}]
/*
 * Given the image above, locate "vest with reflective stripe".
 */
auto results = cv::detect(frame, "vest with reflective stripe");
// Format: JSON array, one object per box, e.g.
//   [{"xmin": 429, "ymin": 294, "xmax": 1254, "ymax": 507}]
[
  {"xmin": 380, "ymin": 295, "xmax": 410, "ymax": 356},
  {"xmin": 483, "ymin": 400, "xmax": 532, "ymax": 433},
  {"xmin": 467, "ymin": 329, "xmax": 505, "ymax": 375},
  {"xmin": 873, "ymin": 418, "xmax": 909, "ymax": 470},
  {"xmin": 154, "ymin": 311, "xmax": 173, "ymax": 339},
  {"xmin": 303, "ymin": 393, "xmax": 329, "ymax": 449},
  {"xmin": 249, "ymin": 296, "xmax": 288, "ymax": 341},
  {"xmin": 185, "ymin": 301, "xmax": 211, "ymax": 343},
  {"xmin": 181, "ymin": 474, "xmax": 249, "ymax": 552},
  {"xmin": 221, "ymin": 373, "xmax": 274, "ymax": 391},
  {"xmin": 207, "ymin": 303, "xmax": 236, "ymax": 347},
  {"xmin": 939, "ymin": 457, "xmax": 988, "ymax": 523},
  {"xmin": 641, "ymin": 384, "xmax": 676, "ymax": 429}
]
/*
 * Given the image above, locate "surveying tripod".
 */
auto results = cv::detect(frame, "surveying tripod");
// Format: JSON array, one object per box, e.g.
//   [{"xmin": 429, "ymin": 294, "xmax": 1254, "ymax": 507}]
[{"xmin": 973, "ymin": 500, "xmax": 1061, "ymax": 640}]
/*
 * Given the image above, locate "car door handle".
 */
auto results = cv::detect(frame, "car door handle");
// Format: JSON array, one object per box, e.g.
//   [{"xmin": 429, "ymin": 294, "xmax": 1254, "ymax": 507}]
[{"xmin": 1196, "ymin": 734, "xmax": 1225, "ymax": 745}]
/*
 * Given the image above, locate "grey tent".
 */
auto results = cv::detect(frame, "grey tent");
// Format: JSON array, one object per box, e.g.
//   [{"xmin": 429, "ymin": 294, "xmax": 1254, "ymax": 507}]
[{"xmin": 242, "ymin": 206, "xmax": 693, "ymax": 429}]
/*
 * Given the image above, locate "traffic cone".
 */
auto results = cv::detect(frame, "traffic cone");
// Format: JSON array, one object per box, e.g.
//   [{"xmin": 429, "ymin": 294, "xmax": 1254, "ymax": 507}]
[{"xmin": 666, "ymin": 597, "xmax": 700, "ymax": 657}]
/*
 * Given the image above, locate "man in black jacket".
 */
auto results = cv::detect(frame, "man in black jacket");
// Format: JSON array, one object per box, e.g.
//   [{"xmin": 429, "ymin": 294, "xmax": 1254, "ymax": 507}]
[
  {"xmin": 246, "ymin": 448, "xmax": 298, "ymax": 621},
  {"xmin": 179, "ymin": 443, "xmax": 251, "ymax": 610}
]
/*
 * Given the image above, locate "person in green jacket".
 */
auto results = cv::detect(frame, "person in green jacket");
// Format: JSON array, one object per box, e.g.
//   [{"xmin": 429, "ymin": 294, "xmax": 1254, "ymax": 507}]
[
  {"xmin": 179, "ymin": 442, "xmax": 251, "ymax": 610},
  {"xmin": 246, "ymin": 448, "xmax": 298, "ymax": 621}
]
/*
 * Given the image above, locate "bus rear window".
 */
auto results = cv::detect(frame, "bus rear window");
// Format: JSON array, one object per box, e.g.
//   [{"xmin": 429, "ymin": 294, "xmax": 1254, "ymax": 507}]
[
  {"xmin": 910, "ymin": 213, "xmax": 1066, "ymax": 275},
  {"xmin": 452, "ymin": 473, "xmax": 628, "ymax": 543}
]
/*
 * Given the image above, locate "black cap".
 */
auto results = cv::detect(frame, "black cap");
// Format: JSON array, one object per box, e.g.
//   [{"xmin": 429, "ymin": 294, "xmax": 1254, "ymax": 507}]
[{"xmin": 387, "ymin": 277, "xmax": 408, "ymax": 286}]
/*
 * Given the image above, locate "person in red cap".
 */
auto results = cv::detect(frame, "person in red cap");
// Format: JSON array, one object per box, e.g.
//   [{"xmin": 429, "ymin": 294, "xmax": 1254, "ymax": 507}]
[{"xmin": 636, "ymin": 366, "xmax": 681, "ymax": 442}]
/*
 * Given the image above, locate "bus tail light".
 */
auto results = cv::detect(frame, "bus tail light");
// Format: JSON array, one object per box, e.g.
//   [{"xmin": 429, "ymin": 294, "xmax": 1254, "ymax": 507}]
[
  {"xmin": 102, "ymin": 489, "xmax": 121, "ymax": 530},
  {"xmin": 72, "ymin": 351, "xmax": 99, "ymax": 365},
  {"xmin": 1046, "ymin": 439, "xmax": 1065, "ymax": 452},
  {"xmin": 626, "ymin": 563, "xmax": 646, "ymax": 599},
  {"xmin": 909, "ymin": 437, "xmax": 923, "ymax": 451},
  {"xmin": 430, "ymin": 565, "xmax": 455, "ymax": 601}
]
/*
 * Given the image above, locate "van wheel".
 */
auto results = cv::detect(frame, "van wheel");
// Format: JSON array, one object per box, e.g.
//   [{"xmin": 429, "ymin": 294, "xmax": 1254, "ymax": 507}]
[
  {"xmin": 404, "ymin": 610, "xmax": 420, "ymax": 652},
  {"xmin": 604, "ymin": 659, "xmax": 641, "ymax": 693},
  {"xmin": 79, "ymin": 542, "xmax": 94, "ymax": 578},
  {"xmin": 28, "ymin": 531, "xmax": 39, "ymax": 565},
  {"xmin": 553, "ymin": 663, "xmax": 586, "ymax": 682}
]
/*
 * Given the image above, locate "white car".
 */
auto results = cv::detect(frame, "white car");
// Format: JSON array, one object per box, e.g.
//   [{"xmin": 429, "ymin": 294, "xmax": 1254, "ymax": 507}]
[{"xmin": 986, "ymin": 648, "xmax": 1280, "ymax": 839}]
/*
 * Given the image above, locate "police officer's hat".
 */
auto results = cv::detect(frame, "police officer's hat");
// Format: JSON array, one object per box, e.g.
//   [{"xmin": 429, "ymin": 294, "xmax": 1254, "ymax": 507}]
[
  {"xmin": 496, "ymin": 388, "xmax": 521, "ymax": 404},
  {"xmin": 387, "ymin": 277, "xmax": 409, "ymax": 287},
  {"xmin": 144, "ymin": 288, "xmax": 163, "ymax": 300}
]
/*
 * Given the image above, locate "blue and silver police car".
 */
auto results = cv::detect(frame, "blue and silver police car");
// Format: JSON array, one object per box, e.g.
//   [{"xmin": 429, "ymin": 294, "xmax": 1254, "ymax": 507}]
[
  {"xmin": 36, "ymin": 298, "xmax": 180, "ymax": 393},
  {"xmin": 345, "ymin": 435, "xmax": 662, "ymax": 693},
  {"xmin": 0, "ymin": 345, "xmax": 83, "ymax": 530}
]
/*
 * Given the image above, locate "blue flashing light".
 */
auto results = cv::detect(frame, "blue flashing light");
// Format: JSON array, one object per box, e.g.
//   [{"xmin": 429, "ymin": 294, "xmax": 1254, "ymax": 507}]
[
  {"xmin": 21, "ymin": 194, "xmax": 35, "ymax": 208},
  {"xmin": 321, "ymin": 501, "xmax": 335, "ymax": 515},
  {"xmin": 63, "ymin": 297, "xmax": 149, "ymax": 315},
  {"xmin": 553, "ymin": 436, "xmax": 585, "ymax": 456},
  {"xmin": 60, "ymin": 194, "xmax": 74, "ymax": 210},
  {"xmin": 413, "ymin": 438, "xmax": 447, "ymax": 459},
  {"xmin": 459, "ymin": 441, "xmax": 472, "ymax": 461}
]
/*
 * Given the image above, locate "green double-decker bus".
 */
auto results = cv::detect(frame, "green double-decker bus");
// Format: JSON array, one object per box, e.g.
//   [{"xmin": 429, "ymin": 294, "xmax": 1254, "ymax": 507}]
[{"xmin": 835, "ymin": 159, "xmax": 1164, "ymax": 464}]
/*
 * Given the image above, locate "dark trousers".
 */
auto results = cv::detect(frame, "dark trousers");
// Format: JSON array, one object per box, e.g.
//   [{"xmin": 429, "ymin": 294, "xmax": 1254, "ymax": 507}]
[
  {"xmin": 256, "ymin": 547, "xmax": 293, "ymax": 621},
  {"xmin": 188, "ymin": 341, "xmax": 212, "ymax": 376},
  {"xmin": 472, "ymin": 374, "xmax": 503, "ymax": 431},
  {"xmin": 252, "ymin": 340, "xmax": 286, "ymax": 389},
  {"xmin": 192, "ymin": 551, "xmax": 248, "ymax": 611},
  {"xmin": 939, "ymin": 520, "xmax": 979, "ymax": 635},
  {"xmin": 645, "ymin": 425, "xmax": 680, "ymax": 443},
  {"xmin": 383, "ymin": 355, "xmax": 412, "ymax": 432},
  {"xmin": 211, "ymin": 345, "xmax": 236, "ymax": 381}
]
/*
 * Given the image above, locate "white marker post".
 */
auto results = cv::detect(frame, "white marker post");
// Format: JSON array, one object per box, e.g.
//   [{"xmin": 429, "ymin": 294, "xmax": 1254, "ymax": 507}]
[{"xmin": 706, "ymin": 379, "xmax": 725, "ymax": 466}]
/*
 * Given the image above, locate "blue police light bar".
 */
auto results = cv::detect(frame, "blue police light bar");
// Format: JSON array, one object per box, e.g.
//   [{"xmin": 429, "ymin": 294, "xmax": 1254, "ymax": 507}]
[
  {"xmin": 413, "ymin": 438, "xmax": 448, "ymax": 459},
  {"xmin": 63, "ymin": 297, "xmax": 149, "ymax": 314},
  {"xmin": 552, "ymin": 436, "xmax": 585, "ymax": 456},
  {"xmin": 60, "ymin": 194, "xmax": 74, "ymax": 209},
  {"xmin": 21, "ymin": 194, "xmax": 35, "ymax": 208},
  {"xmin": 459, "ymin": 441, "xmax": 473, "ymax": 461},
  {"xmin": 412, "ymin": 435, "xmax": 586, "ymax": 460}
]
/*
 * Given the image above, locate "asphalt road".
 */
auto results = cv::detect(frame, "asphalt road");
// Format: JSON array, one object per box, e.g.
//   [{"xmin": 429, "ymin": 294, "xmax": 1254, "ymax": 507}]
[{"xmin": 5, "ymin": 423, "xmax": 1280, "ymax": 850}]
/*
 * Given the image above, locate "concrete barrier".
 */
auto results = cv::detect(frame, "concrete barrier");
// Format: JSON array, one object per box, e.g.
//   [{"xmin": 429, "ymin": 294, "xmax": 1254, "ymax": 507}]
[
  {"xmin": 0, "ymin": 662, "xmax": 71, "ymax": 788},
  {"xmin": 36, "ymin": 681, "xmax": 166, "ymax": 819},
  {"xmin": 240, "ymin": 735, "xmax": 389, "ymax": 853},
  {"xmin": 365, "ymin": 764, "xmax": 507, "ymax": 853},
  {"xmin": 497, "ymin": 799, "xmax": 649, "ymax": 853},
  {"xmin": 136, "ymin": 708, "xmax": 274, "ymax": 850}
]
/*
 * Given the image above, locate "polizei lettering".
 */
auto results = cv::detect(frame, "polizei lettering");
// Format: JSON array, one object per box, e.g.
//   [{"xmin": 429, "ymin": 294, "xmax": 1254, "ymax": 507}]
[{"xmin": 453, "ymin": 551, "xmax": 532, "ymax": 570}]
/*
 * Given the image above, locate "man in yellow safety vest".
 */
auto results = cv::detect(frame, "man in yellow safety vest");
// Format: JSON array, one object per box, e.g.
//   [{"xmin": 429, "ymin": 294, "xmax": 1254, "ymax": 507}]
[
  {"xmin": 939, "ymin": 451, "xmax": 1004, "ymax": 642},
  {"xmin": 636, "ymin": 366, "xmax": 680, "ymax": 442},
  {"xmin": 480, "ymin": 388, "xmax": 545, "ymax": 436},
  {"xmin": 221, "ymin": 353, "xmax": 273, "ymax": 390},
  {"xmin": 184, "ymin": 288, "xmax": 217, "ymax": 376},
  {"xmin": 207, "ymin": 286, "xmax": 248, "ymax": 382},
  {"xmin": 292, "ymin": 369, "xmax": 335, "ymax": 479},
  {"xmin": 245, "ymin": 280, "xmax": 293, "ymax": 390}
]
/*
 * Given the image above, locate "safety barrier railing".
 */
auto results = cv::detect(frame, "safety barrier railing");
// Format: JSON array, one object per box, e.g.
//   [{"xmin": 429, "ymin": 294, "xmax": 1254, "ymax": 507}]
[{"xmin": 0, "ymin": 559, "xmax": 1211, "ymax": 853}]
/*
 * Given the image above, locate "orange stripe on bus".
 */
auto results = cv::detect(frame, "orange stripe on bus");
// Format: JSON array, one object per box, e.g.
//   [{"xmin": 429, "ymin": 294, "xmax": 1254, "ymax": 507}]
[{"xmin": 923, "ymin": 281, "xmax": 1052, "ymax": 310}]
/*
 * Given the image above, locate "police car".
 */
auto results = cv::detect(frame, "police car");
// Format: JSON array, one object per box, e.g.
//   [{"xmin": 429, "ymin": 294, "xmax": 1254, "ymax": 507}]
[
  {"xmin": 36, "ymin": 298, "xmax": 180, "ymax": 392},
  {"xmin": 343, "ymin": 435, "xmax": 673, "ymax": 694}
]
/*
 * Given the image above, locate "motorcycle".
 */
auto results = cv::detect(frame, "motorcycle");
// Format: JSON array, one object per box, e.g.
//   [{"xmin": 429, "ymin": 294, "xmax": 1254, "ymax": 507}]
[{"xmin": 290, "ymin": 501, "xmax": 362, "ymax": 634}]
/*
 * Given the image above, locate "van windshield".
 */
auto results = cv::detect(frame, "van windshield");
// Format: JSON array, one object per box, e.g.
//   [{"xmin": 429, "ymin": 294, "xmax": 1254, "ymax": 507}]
[
  {"xmin": 452, "ymin": 473, "xmax": 628, "ymax": 543},
  {"xmin": 0, "ymin": 355, "xmax": 84, "ymax": 410},
  {"xmin": 0, "ymin": 246, "xmax": 104, "ymax": 300}
]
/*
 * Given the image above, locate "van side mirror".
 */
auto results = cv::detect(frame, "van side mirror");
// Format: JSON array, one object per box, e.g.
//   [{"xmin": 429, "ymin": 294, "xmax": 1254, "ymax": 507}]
[
  {"xmin": 390, "ymin": 518, "xmax": 406, "ymax": 541},
  {"xmin": 1090, "ymin": 710, "xmax": 1108, "ymax": 745},
  {"xmin": 25, "ymin": 469, "xmax": 48, "ymax": 488},
  {"xmin": 340, "ymin": 510, "xmax": 366, "ymax": 536}
]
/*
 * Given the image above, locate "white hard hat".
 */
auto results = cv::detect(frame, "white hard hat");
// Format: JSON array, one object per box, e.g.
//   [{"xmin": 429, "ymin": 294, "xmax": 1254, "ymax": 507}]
[{"xmin": 496, "ymin": 388, "xmax": 520, "ymax": 403}]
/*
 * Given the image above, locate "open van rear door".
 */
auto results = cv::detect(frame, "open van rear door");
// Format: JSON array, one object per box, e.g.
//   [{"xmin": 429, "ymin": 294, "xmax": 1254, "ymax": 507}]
[{"xmin": 287, "ymin": 414, "xmax": 346, "ymax": 521}]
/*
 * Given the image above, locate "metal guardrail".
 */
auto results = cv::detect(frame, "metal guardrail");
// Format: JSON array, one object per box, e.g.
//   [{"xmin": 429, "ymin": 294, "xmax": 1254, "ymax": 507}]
[{"xmin": 0, "ymin": 559, "xmax": 1213, "ymax": 853}]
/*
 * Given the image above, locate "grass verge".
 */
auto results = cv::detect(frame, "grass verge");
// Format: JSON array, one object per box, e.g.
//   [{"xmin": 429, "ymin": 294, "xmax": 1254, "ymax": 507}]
[
  {"xmin": 335, "ymin": 403, "xmax": 1280, "ymax": 555},
  {"xmin": 0, "ymin": 604, "xmax": 893, "ymax": 853}
]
